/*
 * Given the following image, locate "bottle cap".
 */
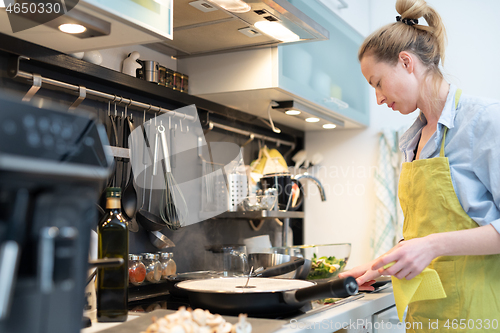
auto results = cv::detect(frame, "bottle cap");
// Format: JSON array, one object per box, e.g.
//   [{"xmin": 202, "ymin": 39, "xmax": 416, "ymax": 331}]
[{"xmin": 106, "ymin": 187, "xmax": 121, "ymax": 198}]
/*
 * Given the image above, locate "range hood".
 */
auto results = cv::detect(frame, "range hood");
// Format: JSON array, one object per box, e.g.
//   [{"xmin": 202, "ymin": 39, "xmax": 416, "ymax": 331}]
[{"xmin": 145, "ymin": 0, "xmax": 329, "ymax": 57}]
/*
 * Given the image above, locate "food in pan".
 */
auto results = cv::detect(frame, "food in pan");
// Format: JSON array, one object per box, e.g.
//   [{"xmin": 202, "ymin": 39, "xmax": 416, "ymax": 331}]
[
  {"xmin": 307, "ymin": 253, "xmax": 346, "ymax": 280},
  {"xmin": 143, "ymin": 307, "xmax": 252, "ymax": 333}
]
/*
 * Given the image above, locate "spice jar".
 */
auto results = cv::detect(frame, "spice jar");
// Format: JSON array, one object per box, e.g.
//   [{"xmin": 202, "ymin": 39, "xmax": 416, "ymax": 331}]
[
  {"xmin": 158, "ymin": 66, "xmax": 167, "ymax": 87},
  {"xmin": 180, "ymin": 74, "xmax": 188, "ymax": 93},
  {"xmin": 153, "ymin": 253, "xmax": 163, "ymax": 282},
  {"xmin": 173, "ymin": 71, "xmax": 182, "ymax": 91},
  {"xmin": 128, "ymin": 254, "xmax": 147, "ymax": 286},
  {"xmin": 142, "ymin": 253, "xmax": 162, "ymax": 283},
  {"xmin": 159, "ymin": 252, "xmax": 177, "ymax": 279},
  {"xmin": 165, "ymin": 68, "xmax": 174, "ymax": 89}
]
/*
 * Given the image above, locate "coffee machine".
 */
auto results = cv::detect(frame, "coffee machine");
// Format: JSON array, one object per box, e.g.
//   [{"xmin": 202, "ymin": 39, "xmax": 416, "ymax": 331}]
[{"xmin": 0, "ymin": 95, "xmax": 113, "ymax": 333}]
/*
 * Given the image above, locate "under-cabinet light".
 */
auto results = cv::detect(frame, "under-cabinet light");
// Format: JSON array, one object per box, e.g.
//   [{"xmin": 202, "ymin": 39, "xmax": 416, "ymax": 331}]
[
  {"xmin": 59, "ymin": 23, "xmax": 87, "ymax": 34},
  {"xmin": 323, "ymin": 124, "xmax": 337, "ymax": 129},
  {"xmin": 254, "ymin": 21, "xmax": 300, "ymax": 42},
  {"xmin": 207, "ymin": 0, "xmax": 251, "ymax": 13},
  {"xmin": 305, "ymin": 117, "xmax": 320, "ymax": 123},
  {"xmin": 285, "ymin": 109, "xmax": 301, "ymax": 115}
]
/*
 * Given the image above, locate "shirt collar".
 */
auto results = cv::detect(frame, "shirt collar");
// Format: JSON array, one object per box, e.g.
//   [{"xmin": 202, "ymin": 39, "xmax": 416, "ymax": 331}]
[
  {"xmin": 398, "ymin": 83, "xmax": 458, "ymax": 157},
  {"xmin": 438, "ymin": 83, "xmax": 459, "ymax": 130}
]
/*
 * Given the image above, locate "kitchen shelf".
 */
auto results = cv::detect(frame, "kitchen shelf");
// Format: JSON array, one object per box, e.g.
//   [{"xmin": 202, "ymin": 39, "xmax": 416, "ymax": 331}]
[
  {"xmin": 201, "ymin": 210, "xmax": 304, "ymax": 220},
  {"xmin": 128, "ymin": 282, "xmax": 171, "ymax": 302},
  {"xmin": 0, "ymin": 33, "xmax": 303, "ymax": 140}
]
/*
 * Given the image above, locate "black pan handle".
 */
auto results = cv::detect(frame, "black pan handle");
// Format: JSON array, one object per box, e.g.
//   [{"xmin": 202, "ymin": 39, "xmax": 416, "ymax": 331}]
[
  {"xmin": 254, "ymin": 258, "xmax": 305, "ymax": 277},
  {"xmin": 286, "ymin": 277, "xmax": 358, "ymax": 304}
]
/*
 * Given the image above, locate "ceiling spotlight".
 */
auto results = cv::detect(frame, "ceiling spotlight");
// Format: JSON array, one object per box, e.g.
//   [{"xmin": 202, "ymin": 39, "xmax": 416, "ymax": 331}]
[
  {"xmin": 58, "ymin": 23, "xmax": 87, "ymax": 34},
  {"xmin": 305, "ymin": 117, "xmax": 320, "ymax": 123},
  {"xmin": 285, "ymin": 109, "xmax": 301, "ymax": 115},
  {"xmin": 323, "ymin": 124, "xmax": 337, "ymax": 129}
]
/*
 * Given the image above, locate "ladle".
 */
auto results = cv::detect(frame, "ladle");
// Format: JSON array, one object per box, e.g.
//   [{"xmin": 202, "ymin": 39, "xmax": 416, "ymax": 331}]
[{"xmin": 121, "ymin": 115, "xmax": 139, "ymax": 232}]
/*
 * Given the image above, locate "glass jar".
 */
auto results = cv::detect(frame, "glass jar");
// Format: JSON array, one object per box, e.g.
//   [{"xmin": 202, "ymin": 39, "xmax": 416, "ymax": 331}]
[
  {"xmin": 180, "ymin": 74, "xmax": 188, "ymax": 93},
  {"xmin": 152, "ymin": 254, "xmax": 163, "ymax": 282},
  {"xmin": 158, "ymin": 66, "xmax": 167, "ymax": 87},
  {"xmin": 173, "ymin": 72, "xmax": 182, "ymax": 91},
  {"xmin": 165, "ymin": 68, "xmax": 174, "ymax": 89},
  {"xmin": 159, "ymin": 252, "xmax": 177, "ymax": 279},
  {"xmin": 142, "ymin": 253, "xmax": 161, "ymax": 283},
  {"xmin": 128, "ymin": 254, "xmax": 146, "ymax": 286}
]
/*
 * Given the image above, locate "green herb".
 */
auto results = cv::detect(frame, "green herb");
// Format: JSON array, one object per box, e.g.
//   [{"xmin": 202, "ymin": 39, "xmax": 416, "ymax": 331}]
[{"xmin": 306, "ymin": 253, "xmax": 346, "ymax": 280}]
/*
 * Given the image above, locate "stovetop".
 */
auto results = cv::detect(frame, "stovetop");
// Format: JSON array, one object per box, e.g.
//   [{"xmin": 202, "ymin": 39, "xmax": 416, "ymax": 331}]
[{"xmin": 128, "ymin": 293, "xmax": 365, "ymax": 320}]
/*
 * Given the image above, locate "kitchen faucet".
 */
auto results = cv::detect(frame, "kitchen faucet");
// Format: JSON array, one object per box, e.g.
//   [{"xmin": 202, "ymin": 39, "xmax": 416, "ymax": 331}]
[{"xmin": 294, "ymin": 174, "xmax": 326, "ymax": 201}]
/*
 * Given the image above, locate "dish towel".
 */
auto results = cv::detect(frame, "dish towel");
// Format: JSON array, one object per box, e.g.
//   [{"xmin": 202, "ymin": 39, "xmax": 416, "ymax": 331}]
[
  {"xmin": 384, "ymin": 262, "xmax": 447, "ymax": 321},
  {"xmin": 372, "ymin": 130, "xmax": 402, "ymax": 259}
]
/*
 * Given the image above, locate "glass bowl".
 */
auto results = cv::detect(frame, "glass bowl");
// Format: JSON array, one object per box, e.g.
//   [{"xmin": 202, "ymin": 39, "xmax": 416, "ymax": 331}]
[
  {"xmin": 239, "ymin": 194, "xmax": 277, "ymax": 211},
  {"xmin": 270, "ymin": 243, "xmax": 351, "ymax": 280}
]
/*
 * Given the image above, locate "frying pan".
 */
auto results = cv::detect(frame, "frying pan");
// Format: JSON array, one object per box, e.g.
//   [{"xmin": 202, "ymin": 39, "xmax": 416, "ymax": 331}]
[
  {"xmin": 166, "ymin": 258, "xmax": 306, "ymax": 298},
  {"xmin": 177, "ymin": 276, "xmax": 358, "ymax": 317}
]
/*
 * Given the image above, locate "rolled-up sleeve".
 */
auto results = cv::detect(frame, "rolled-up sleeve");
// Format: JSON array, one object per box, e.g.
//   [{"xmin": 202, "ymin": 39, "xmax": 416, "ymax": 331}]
[{"xmin": 471, "ymin": 102, "xmax": 500, "ymax": 235}]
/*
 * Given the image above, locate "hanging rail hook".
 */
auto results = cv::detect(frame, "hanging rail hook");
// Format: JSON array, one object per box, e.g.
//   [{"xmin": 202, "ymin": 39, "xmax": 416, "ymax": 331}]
[
  {"xmin": 242, "ymin": 133, "xmax": 255, "ymax": 148},
  {"xmin": 283, "ymin": 142, "xmax": 297, "ymax": 159},
  {"xmin": 117, "ymin": 96, "xmax": 124, "ymax": 117},
  {"xmin": 203, "ymin": 121, "xmax": 214, "ymax": 136},
  {"xmin": 69, "ymin": 85, "xmax": 86, "ymax": 111},
  {"xmin": 108, "ymin": 95, "xmax": 117, "ymax": 116},
  {"xmin": 125, "ymin": 99, "xmax": 132, "ymax": 119},
  {"xmin": 22, "ymin": 73, "xmax": 42, "ymax": 102}
]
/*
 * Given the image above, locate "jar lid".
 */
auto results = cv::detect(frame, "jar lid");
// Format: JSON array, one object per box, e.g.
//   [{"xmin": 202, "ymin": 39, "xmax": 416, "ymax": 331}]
[
  {"xmin": 153, "ymin": 254, "xmax": 160, "ymax": 259},
  {"xmin": 143, "ymin": 253, "xmax": 155, "ymax": 259},
  {"xmin": 129, "ymin": 254, "xmax": 140, "ymax": 260},
  {"xmin": 160, "ymin": 252, "xmax": 170, "ymax": 259}
]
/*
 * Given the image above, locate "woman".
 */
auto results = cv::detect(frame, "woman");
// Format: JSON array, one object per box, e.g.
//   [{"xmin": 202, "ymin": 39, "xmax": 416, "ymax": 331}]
[{"xmin": 338, "ymin": 0, "xmax": 500, "ymax": 330}]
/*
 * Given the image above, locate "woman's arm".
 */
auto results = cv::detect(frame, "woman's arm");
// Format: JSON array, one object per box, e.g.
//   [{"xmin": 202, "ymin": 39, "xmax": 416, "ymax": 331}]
[{"xmin": 372, "ymin": 224, "xmax": 500, "ymax": 280}]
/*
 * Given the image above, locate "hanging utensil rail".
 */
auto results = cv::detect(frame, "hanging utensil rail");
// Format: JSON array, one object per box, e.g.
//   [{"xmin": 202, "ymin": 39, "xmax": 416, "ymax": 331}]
[
  {"xmin": 10, "ymin": 56, "xmax": 196, "ymax": 121},
  {"xmin": 207, "ymin": 121, "xmax": 295, "ymax": 150}
]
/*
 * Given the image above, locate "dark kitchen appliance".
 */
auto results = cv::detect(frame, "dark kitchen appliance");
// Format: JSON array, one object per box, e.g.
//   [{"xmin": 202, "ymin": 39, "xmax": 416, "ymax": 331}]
[{"xmin": 0, "ymin": 95, "xmax": 113, "ymax": 333}]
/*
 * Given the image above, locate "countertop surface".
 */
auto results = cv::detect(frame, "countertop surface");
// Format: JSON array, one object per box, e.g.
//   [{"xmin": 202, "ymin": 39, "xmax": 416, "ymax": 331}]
[
  {"xmin": 82, "ymin": 287, "xmax": 395, "ymax": 333},
  {"xmin": 275, "ymin": 286, "xmax": 396, "ymax": 333}
]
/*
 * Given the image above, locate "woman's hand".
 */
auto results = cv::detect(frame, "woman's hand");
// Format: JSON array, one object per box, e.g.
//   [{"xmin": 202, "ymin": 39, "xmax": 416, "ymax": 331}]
[
  {"xmin": 338, "ymin": 259, "xmax": 381, "ymax": 291},
  {"xmin": 372, "ymin": 236, "xmax": 436, "ymax": 280}
]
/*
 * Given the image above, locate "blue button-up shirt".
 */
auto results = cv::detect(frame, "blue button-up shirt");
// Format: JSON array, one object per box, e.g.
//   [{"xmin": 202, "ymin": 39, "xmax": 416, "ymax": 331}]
[{"xmin": 399, "ymin": 84, "xmax": 500, "ymax": 234}]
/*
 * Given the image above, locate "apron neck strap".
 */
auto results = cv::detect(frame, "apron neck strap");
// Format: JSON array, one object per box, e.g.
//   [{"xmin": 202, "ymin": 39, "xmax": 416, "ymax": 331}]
[{"xmin": 440, "ymin": 88, "xmax": 462, "ymax": 157}]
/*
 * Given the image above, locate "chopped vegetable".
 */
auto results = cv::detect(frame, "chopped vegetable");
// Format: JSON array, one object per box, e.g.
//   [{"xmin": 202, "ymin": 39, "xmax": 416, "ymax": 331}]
[{"xmin": 306, "ymin": 253, "xmax": 346, "ymax": 280}]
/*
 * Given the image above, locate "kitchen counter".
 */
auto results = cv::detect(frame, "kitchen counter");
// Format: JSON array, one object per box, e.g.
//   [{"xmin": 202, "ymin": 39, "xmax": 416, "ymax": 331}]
[
  {"xmin": 275, "ymin": 287, "xmax": 396, "ymax": 333},
  {"xmin": 81, "ymin": 287, "xmax": 396, "ymax": 333}
]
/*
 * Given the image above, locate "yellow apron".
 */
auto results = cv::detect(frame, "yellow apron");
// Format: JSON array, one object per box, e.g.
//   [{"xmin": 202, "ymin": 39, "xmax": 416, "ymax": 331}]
[{"xmin": 398, "ymin": 89, "xmax": 500, "ymax": 332}]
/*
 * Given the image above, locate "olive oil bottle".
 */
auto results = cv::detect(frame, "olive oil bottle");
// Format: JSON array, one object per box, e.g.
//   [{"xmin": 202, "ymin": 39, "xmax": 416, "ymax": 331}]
[{"xmin": 97, "ymin": 187, "xmax": 128, "ymax": 322}]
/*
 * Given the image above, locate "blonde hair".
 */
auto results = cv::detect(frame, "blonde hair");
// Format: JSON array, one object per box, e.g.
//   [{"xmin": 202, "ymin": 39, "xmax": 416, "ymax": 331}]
[{"xmin": 359, "ymin": 0, "xmax": 447, "ymax": 114}]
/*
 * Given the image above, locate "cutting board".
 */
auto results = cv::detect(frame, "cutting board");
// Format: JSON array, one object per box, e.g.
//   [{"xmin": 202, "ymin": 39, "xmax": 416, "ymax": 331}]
[{"xmin": 99, "ymin": 309, "xmax": 287, "ymax": 333}]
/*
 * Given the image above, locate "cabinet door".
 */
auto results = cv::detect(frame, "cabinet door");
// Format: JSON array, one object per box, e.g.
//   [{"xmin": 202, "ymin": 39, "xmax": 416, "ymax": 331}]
[
  {"xmin": 315, "ymin": 0, "xmax": 371, "ymax": 37},
  {"xmin": 372, "ymin": 305, "xmax": 406, "ymax": 333},
  {"xmin": 280, "ymin": 0, "xmax": 370, "ymax": 126}
]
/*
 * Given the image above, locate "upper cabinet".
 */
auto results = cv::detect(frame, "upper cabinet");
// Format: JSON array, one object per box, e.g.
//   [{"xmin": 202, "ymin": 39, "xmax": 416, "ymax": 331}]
[
  {"xmin": 315, "ymin": 0, "xmax": 370, "ymax": 37},
  {"xmin": 178, "ymin": 0, "xmax": 370, "ymax": 130}
]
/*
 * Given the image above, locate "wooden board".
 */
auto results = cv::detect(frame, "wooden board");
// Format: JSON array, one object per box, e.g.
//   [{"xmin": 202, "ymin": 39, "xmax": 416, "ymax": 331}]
[{"xmin": 99, "ymin": 309, "xmax": 287, "ymax": 333}]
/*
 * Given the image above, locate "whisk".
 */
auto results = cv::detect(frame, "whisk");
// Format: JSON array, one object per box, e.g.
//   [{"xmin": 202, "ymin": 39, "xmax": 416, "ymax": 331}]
[{"xmin": 157, "ymin": 124, "xmax": 188, "ymax": 230}]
